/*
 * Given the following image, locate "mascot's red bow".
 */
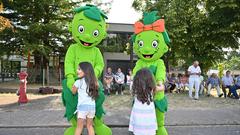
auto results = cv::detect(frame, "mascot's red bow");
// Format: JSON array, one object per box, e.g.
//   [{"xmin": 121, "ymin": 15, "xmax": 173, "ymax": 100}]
[{"xmin": 134, "ymin": 19, "xmax": 165, "ymax": 34}]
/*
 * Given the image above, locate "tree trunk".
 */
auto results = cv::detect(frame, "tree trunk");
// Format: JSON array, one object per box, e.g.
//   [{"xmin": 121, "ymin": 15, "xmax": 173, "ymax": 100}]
[{"xmin": 46, "ymin": 63, "xmax": 49, "ymax": 86}]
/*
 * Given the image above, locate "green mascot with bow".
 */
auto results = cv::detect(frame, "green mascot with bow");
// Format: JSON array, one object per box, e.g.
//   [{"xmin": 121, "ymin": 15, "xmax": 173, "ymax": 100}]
[
  {"xmin": 62, "ymin": 4, "xmax": 112, "ymax": 135},
  {"xmin": 132, "ymin": 11, "xmax": 170, "ymax": 135}
]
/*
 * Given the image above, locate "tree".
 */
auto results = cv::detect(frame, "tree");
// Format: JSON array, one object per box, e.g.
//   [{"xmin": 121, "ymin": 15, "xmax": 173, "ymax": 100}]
[
  {"xmin": 99, "ymin": 33, "xmax": 130, "ymax": 52},
  {"xmin": 132, "ymin": 0, "xmax": 240, "ymax": 72},
  {"xmin": 0, "ymin": 28, "xmax": 21, "ymax": 56},
  {"xmin": 223, "ymin": 51, "xmax": 240, "ymax": 70},
  {"xmin": 0, "ymin": 0, "xmax": 80, "ymax": 83},
  {"xmin": 0, "ymin": 0, "xmax": 113, "ymax": 84}
]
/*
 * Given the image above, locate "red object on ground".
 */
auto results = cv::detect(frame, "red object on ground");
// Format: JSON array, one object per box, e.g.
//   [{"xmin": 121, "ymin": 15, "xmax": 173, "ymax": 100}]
[{"xmin": 18, "ymin": 71, "xmax": 28, "ymax": 104}]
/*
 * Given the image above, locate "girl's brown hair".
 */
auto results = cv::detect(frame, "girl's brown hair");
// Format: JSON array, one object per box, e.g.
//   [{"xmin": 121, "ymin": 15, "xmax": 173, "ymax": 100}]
[
  {"xmin": 79, "ymin": 62, "xmax": 98, "ymax": 100},
  {"xmin": 132, "ymin": 68, "xmax": 156, "ymax": 105}
]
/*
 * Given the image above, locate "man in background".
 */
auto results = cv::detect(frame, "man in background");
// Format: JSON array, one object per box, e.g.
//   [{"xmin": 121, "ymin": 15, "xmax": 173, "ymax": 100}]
[
  {"xmin": 188, "ymin": 61, "xmax": 201, "ymax": 100},
  {"xmin": 222, "ymin": 70, "xmax": 234, "ymax": 98}
]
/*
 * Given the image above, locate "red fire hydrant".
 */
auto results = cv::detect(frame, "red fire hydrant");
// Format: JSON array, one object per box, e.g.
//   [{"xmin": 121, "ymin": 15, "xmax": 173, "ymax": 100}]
[{"xmin": 18, "ymin": 71, "xmax": 28, "ymax": 104}]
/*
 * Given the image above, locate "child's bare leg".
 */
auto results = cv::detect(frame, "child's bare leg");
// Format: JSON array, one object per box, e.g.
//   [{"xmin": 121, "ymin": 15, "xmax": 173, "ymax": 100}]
[
  {"xmin": 86, "ymin": 118, "xmax": 94, "ymax": 135},
  {"xmin": 75, "ymin": 118, "xmax": 84, "ymax": 135}
]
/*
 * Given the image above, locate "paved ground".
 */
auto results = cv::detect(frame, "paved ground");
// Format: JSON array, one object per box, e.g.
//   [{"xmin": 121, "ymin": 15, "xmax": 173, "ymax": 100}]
[
  {"xmin": 1, "ymin": 126, "xmax": 240, "ymax": 135},
  {"xmin": 0, "ymin": 91, "xmax": 240, "ymax": 135}
]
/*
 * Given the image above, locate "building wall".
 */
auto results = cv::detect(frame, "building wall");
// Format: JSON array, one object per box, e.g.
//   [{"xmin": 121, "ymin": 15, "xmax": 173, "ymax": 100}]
[{"xmin": 103, "ymin": 52, "xmax": 137, "ymax": 75}]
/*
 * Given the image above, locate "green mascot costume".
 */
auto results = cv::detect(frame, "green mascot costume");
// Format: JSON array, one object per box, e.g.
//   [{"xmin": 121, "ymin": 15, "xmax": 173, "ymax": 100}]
[
  {"xmin": 132, "ymin": 11, "xmax": 170, "ymax": 135},
  {"xmin": 62, "ymin": 4, "xmax": 112, "ymax": 135}
]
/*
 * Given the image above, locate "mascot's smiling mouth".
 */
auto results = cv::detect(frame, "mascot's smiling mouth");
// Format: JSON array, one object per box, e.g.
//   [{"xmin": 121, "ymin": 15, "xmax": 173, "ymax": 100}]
[
  {"xmin": 80, "ymin": 40, "xmax": 93, "ymax": 46},
  {"xmin": 143, "ymin": 54, "xmax": 153, "ymax": 58}
]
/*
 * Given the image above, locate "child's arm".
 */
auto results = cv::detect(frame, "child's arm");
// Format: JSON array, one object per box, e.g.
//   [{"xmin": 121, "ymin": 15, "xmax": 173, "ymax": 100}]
[
  {"xmin": 72, "ymin": 85, "xmax": 78, "ymax": 94},
  {"xmin": 72, "ymin": 80, "xmax": 82, "ymax": 94}
]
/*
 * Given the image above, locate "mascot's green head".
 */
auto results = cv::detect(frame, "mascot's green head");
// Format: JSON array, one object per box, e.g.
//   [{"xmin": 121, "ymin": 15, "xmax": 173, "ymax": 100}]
[
  {"xmin": 69, "ymin": 4, "xmax": 108, "ymax": 48},
  {"xmin": 132, "ymin": 11, "xmax": 170, "ymax": 61}
]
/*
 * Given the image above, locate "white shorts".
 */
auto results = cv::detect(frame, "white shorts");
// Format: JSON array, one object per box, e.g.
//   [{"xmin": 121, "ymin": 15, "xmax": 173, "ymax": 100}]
[{"xmin": 77, "ymin": 111, "xmax": 95, "ymax": 119}]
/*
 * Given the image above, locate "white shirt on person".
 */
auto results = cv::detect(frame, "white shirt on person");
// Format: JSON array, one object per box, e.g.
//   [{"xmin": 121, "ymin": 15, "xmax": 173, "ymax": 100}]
[
  {"xmin": 126, "ymin": 75, "xmax": 133, "ymax": 85},
  {"xmin": 115, "ymin": 72, "xmax": 125, "ymax": 84},
  {"xmin": 188, "ymin": 65, "xmax": 201, "ymax": 78},
  {"xmin": 222, "ymin": 75, "xmax": 234, "ymax": 86},
  {"xmin": 74, "ymin": 78, "xmax": 95, "ymax": 107}
]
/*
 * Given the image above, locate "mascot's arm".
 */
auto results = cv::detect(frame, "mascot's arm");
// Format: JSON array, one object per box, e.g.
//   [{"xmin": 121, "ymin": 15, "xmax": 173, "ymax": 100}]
[
  {"xmin": 94, "ymin": 48, "xmax": 104, "ymax": 78},
  {"xmin": 133, "ymin": 60, "xmax": 143, "ymax": 76},
  {"xmin": 154, "ymin": 59, "xmax": 168, "ymax": 113},
  {"xmin": 95, "ymin": 80, "xmax": 105, "ymax": 118},
  {"xmin": 155, "ymin": 59, "xmax": 166, "ymax": 83},
  {"xmin": 64, "ymin": 44, "xmax": 76, "ymax": 89}
]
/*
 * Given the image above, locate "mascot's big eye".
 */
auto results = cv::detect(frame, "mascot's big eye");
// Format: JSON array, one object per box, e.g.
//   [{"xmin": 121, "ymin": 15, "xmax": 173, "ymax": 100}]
[
  {"xmin": 93, "ymin": 30, "xmax": 99, "ymax": 37},
  {"xmin": 78, "ymin": 25, "xmax": 84, "ymax": 33},
  {"xmin": 138, "ymin": 40, "xmax": 144, "ymax": 47},
  {"xmin": 152, "ymin": 40, "xmax": 158, "ymax": 48}
]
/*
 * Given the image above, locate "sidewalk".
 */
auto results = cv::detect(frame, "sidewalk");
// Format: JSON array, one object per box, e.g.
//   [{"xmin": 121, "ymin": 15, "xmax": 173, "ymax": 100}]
[
  {"xmin": 1, "ymin": 108, "xmax": 239, "ymax": 128},
  {"xmin": 0, "ymin": 81, "xmax": 62, "ymax": 93},
  {"xmin": 0, "ymin": 93, "xmax": 240, "ymax": 134},
  {"xmin": 0, "ymin": 93, "xmax": 240, "ymax": 127},
  {"xmin": 0, "ymin": 107, "xmax": 239, "ymax": 128}
]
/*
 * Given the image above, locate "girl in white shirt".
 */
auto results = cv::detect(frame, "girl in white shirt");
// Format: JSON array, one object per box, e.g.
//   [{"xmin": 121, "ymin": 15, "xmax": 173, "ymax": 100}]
[{"xmin": 72, "ymin": 62, "xmax": 98, "ymax": 135}]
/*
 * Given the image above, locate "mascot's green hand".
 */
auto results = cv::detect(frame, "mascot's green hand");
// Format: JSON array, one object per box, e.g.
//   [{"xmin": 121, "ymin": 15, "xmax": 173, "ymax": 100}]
[{"xmin": 67, "ymin": 75, "xmax": 75, "ymax": 90}]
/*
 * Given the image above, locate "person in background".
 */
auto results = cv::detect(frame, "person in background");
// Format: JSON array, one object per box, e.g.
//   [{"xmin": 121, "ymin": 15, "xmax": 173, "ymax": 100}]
[
  {"xmin": 168, "ymin": 73, "xmax": 178, "ymax": 93},
  {"xmin": 206, "ymin": 73, "xmax": 223, "ymax": 97},
  {"xmin": 114, "ymin": 68, "xmax": 125, "ymax": 95},
  {"xmin": 176, "ymin": 73, "xmax": 182, "ymax": 93},
  {"xmin": 164, "ymin": 74, "xmax": 170, "ymax": 93},
  {"xmin": 188, "ymin": 61, "xmax": 201, "ymax": 100},
  {"xmin": 199, "ymin": 74, "xmax": 205, "ymax": 95},
  {"xmin": 229, "ymin": 75, "xmax": 240, "ymax": 99},
  {"xmin": 126, "ymin": 69, "xmax": 133, "ymax": 94},
  {"xmin": 178, "ymin": 73, "xmax": 189, "ymax": 92},
  {"xmin": 221, "ymin": 70, "xmax": 234, "ymax": 98},
  {"xmin": 103, "ymin": 67, "xmax": 114, "ymax": 95}
]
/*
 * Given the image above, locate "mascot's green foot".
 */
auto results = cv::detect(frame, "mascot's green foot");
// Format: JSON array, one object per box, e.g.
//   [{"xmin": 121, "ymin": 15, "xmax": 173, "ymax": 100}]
[
  {"xmin": 64, "ymin": 118, "xmax": 77, "ymax": 135},
  {"xmin": 94, "ymin": 117, "xmax": 112, "ymax": 135},
  {"xmin": 64, "ymin": 126, "xmax": 76, "ymax": 135},
  {"xmin": 156, "ymin": 126, "xmax": 168, "ymax": 135}
]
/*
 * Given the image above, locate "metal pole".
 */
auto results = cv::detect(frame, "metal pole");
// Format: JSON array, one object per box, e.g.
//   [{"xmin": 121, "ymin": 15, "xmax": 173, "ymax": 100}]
[
  {"xmin": 59, "ymin": 66, "xmax": 61, "ymax": 86},
  {"xmin": 59, "ymin": 56, "xmax": 62, "ymax": 86},
  {"xmin": 130, "ymin": 39, "xmax": 133, "ymax": 69},
  {"xmin": 43, "ymin": 68, "xmax": 45, "ymax": 87},
  {"xmin": 47, "ymin": 63, "xmax": 49, "ymax": 86},
  {"xmin": 41, "ymin": 55, "xmax": 44, "ymax": 87}
]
